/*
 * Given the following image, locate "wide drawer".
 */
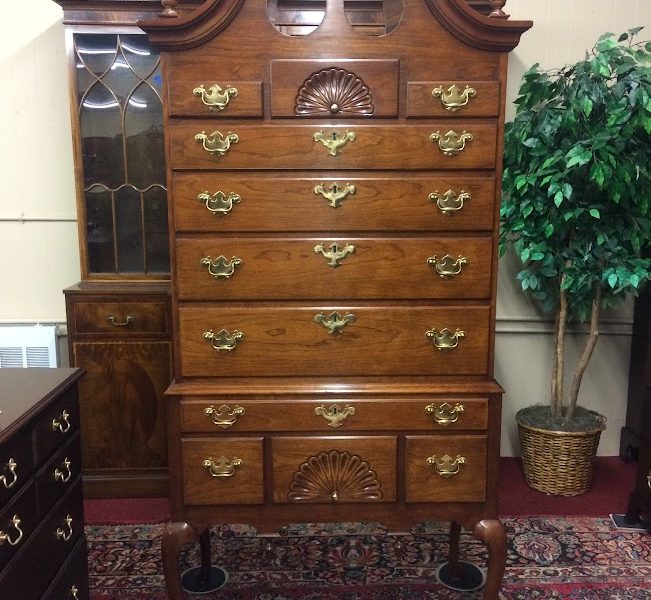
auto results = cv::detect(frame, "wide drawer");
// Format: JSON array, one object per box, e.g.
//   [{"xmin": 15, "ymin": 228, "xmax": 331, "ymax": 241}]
[
  {"xmin": 182, "ymin": 437, "xmax": 264, "ymax": 505},
  {"xmin": 170, "ymin": 123, "xmax": 497, "ymax": 170},
  {"xmin": 178, "ymin": 305, "xmax": 491, "ymax": 377},
  {"xmin": 405, "ymin": 435, "xmax": 487, "ymax": 502},
  {"xmin": 169, "ymin": 80, "xmax": 263, "ymax": 117},
  {"xmin": 406, "ymin": 81, "xmax": 500, "ymax": 118},
  {"xmin": 271, "ymin": 436, "xmax": 397, "ymax": 503},
  {"xmin": 71, "ymin": 300, "xmax": 170, "ymax": 336},
  {"xmin": 35, "ymin": 434, "xmax": 81, "ymax": 518},
  {"xmin": 181, "ymin": 397, "xmax": 489, "ymax": 433},
  {"xmin": 0, "ymin": 482, "xmax": 38, "ymax": 572},
  {"xmin": 0, "ymin": 429, "xmax": 33, "ymax": 509},
  {"xmin": 41, "ymin": 537, "xmax": 90, "ymax": 600},
  {"xmin": 33, "ymin": 387, "xmax": 79, "ymax": 467},
  {"xmin": 176, "ymin": 236, "xmax": 493, "ymax": 301},
  {"xmin": 173, "ymin": 173, "xmax": 496, "ymax": 232}
]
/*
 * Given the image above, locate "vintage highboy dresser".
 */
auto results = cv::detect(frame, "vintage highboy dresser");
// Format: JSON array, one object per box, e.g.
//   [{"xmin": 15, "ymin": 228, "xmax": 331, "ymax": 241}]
[
  {"xmin": 0, "ymin": 368, "xmax": 89, "ymax": 600},
  {"xmin": 140, "ymin": 0, "xmax": 531, "ymax": 597}
]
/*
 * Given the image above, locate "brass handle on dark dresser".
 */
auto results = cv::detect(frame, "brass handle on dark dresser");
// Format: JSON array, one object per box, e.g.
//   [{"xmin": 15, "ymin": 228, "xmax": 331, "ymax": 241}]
[
  {"xmin": 54, "ymin": 457, "xmax": 72, "ymax": 483},
  {"xmin": 429, "ymin": 189, "xmax": 471, "ymax": 215},
  {"xmin": 193, "ymin": 83, "xmax": 238, "ymax": 111},
  {"xmin": 56, "ymin": 514, "xmax": 73, "ymax": 541},
  {"xmin": 426, "ymin": 402, "xmax": 464, "ymax": 425},
  {"xmin": 204, "ymin": 404, "xmax": 246, "ymax": 428},
  {"xmin": 313, "ymin": 130, "xmax": 356, "ymax": 156},
  {"xmin": 647, "ymin": 470, "xmax": 651, "ymax": 491},
  {"xmin": 314, "ymin": 311, "xmax": 356, "ymax": 335},
  {"xmin": 195, "ymin": 130, "xmax": 239, "ymax": 157},
  {"xmin": 203, "ymin": 457, "xmax": 242, "ymax": 478},
  {"xmin": 314, "ymin": 243, "xmax": 355, "ymax": 267},
  {"xmin": 427, "ymin": 454, "xmax": 466, "ymax": 478},
  {"xmin": 200, "ymin": 255, "xmax": 242, "ymax": 279},
  {"xmin": 432, "ymin": 84, "xmax": 476, "ymax": 111},
  {"xmin": 0, "ymin": 458, "xmax": 17, "ymax": 489},
  {"xmin": 0, "ymin": 515, "xmax": 23, "ymax": 546},
  {"xmin": 314, "ymin": 404, "xmax": 356, "ymax": 428},
  {"xmin": 430, "ymin": 130, "xmax": 473, "ymax": 156},
  {"xmin": 426, "ymin": 328, "xmax": 465, "ymax": 350},
  {"xmin": 198, "ymin": 191, "xmax": 241, "ymax": 216},
  {"xmin": 314, "ymin": 182, "xmax": 356, "ymax": 208},
  {"xmin": 106, "ymin": 315, "xmax": 134, "ymax": 327},
  {"xmin": 70, "ymin": 585, "xmax": 80, "ymax": 600},
  {"xmin": 203, "ymin": 329, "xmax": 244, "ymax": 352},
  {"xmin": 52, "ymin": 409, "xmax": 71, "ymax": 433},
  {"xmin": 427, "ymin": 255, "xmax": 468, "ymax": 279}
]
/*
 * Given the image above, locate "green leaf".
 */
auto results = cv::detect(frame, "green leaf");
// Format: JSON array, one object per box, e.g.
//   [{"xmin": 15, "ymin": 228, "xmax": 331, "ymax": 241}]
[
  {"xmin": 515, "ymin": 175, "xmax": 528, "ymax": 190},
  {"xmin": 630, "ymin": 274, "xmax": 641, "ymax": 288},
  {"xmin": 581, "ymin": 96, "xmax": 593, "ymax": 117},
  {"xmin": 618, "ymin": 33, "xmax": 629, "ymax": 42},
  {"xmin": 608, "ymin": 273, "xmax": 618, "ymax": 288},
  {"xmin": 544, "ymin": 223, "xmax": 554, "ymax": 238},
  {"xmin": 520, "ymin": 248, "xmax": 531, "ymax": 262},
  {"xmin": 562, "ymin": 183, "xmax": 573, "ymax": 199},
  {"xmin": 589, "ymin": 208, "xmax": 601, "ymax": 219},
  {"xmin": 554, "ymin": 191, "xmax": 564, "ymax": 207},
  {"xmin": 597, "ymin": 233, "xmax": 606, "ymax": 245}
]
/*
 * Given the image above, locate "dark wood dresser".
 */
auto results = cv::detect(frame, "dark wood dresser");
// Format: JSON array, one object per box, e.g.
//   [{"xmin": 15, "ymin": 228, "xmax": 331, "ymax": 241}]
[
  {"xmin": 0, "ymin": 368, "xmax": 89, "ymax": 600},
  {"xmin": 140, "ymin": 1, "xmax": 531, "ymax": 598}
]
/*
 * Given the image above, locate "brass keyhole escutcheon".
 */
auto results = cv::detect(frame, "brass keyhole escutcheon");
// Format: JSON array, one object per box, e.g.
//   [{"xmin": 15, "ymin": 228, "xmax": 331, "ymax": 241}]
[
  {"xmin": 314, "ymin": 404, "xmax": 356, "ymax": 428},
  {"xmin": 314, "ymin": 242, "xmax": 356, "ymax": 267},
  {"xmin": 313, "ymin": 130, "xmax": 356, "ymax": 156},
  {"xmin": 314, "ymin": 311, "xmax": 356, "ymax": 335},
  {"xmin": 314, "ymin": 182, "xmax": 356, "ymax": 208}
]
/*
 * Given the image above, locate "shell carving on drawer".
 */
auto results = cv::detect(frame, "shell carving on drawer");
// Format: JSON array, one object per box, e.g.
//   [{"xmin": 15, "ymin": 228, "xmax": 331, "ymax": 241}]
[
  {"xmin": 295, "ymin": 68, "xmax": 374, "ymax": 116},
  {"xmin": 288, "ymin": 450, "xmax": 382, "ymax": 502}
]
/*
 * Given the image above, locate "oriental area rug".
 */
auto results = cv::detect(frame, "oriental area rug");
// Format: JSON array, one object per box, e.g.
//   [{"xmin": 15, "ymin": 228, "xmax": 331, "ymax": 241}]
[{"xmin": 86, "ymin": 516, "xmax": 651, "ymax": 599}]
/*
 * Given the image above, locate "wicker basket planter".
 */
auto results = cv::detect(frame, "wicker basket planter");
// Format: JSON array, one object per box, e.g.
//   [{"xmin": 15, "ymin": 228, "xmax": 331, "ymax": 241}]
[{"xmin": 516, "ymin": 408, "xmax": 607, "ymax": 496}]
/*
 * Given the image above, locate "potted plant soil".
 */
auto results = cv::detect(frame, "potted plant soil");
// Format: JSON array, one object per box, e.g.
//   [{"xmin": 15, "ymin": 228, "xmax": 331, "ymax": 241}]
[{"xmin": 500, "ymin": 29, "xmax": 651, "ymax": 495}]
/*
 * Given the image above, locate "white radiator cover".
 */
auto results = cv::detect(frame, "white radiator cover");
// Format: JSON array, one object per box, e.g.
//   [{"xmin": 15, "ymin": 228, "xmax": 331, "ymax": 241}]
[{"xmin": 0, "ymin": 325, "xmax": 58, "ymax": 368}]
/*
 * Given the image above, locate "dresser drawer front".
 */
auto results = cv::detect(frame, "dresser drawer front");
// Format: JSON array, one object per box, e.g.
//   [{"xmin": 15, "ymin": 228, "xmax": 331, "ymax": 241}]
[
  {"xmin": 34, "ymin": 388, "xmax": 79, "ymax": 466},
  {"xmin": 170, "ymin": 123, "xmax": 497, "ymax": 170},
  {"xmin": 271, "ymin": 437, "xmax": 397, "ymax": 503},
  {"xmin": 169, "ymin": 80, "xmax": 263, "ymax": 117},
  {"xmin": 72, "ymin": 301, "xmax": 170, "ymax": 335},
  {"xmin": 405, "ymin": 435, "xmax": 487, "ymax": 502},
  {"xmin": 176, "ymin": 236, "xmax": 493, "ymax": 301},
  {"xmin": 0, "ymin": 430, "xmax": 33, "ymax": 508},
  {"xmin": 406, "ymin": 81, "xmax": 500, "ymax": 117},
  {"xmin": 174, "ymin": 173, "xmax": 496, "ymax": 233},
  {"xmin": 42, "ymin": 537, "xmax": 89, "ymax": 600},
  {"xmin": 0, "ymin": 482, "xmax": 38, "ymax": 572},
  {"xmin": 181, "ymin": 397, "xmax": 488, "ymax": 433},
  {"xmin": 182, "ymin": 437, "xmax": 264, "ymax": 505},
  {"xmin": 36, "ymin": 435, "xmax": 82, "ymax": 518},
  {"xmin": 179, "ymin": 305, "xmax": 490, "ymax": 377}
]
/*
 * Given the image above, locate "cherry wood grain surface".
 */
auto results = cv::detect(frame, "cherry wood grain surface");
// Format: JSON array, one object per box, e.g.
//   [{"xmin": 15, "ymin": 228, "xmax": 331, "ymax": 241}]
[
  {"xmin": 169, "ymin": 80, "xmax": 263, "ymax": 117},
  {"xmin": 406, "ymin": 80, "xmax": 500, "ymax": 117}
]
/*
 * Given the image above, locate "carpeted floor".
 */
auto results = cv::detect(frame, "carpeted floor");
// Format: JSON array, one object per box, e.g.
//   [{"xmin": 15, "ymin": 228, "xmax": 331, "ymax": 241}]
[{"xmin": 86, "ymin": 516, "xmax": 651, "ymax": 599}]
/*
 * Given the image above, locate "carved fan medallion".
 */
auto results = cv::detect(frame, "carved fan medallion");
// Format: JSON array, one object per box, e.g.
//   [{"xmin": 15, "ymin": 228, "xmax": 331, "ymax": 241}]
[
  {"xmin": 288, "ymin": 450, "xmax": 383, "ymax": 502},
  {"xmin": 295, "ymin": 68, "xmax": 374, "ymax": 116}
]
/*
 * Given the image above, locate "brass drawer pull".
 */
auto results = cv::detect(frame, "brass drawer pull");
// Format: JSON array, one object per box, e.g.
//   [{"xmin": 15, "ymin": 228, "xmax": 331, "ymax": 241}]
[
  {"xmin": 203, "ymin": 329, "xmax": 244, "ymax": 352},
  {"xmin": 427, "ymin": 454, "xmax": 466, "ymax": 478},
  {"xmin": 314, "ymin": 242, "xmax": 355, "ymax": 267},
  {"xmin": 204, "ymin": 404, "xmax": 246, "ymax": 428},
  {"xmin": 314, "ymin": 311, "xmax": 356, "ymax": 335},
  {"xmin": 198, "ymin": 191, "xmax": 241, "ymax": 216},
  {"xmin": 203, "ymin": 457, "xmax": 242, "ymax": 478},
  {"xmin": 106, "ymin": 314, "xmax": 134, "ymax": 327},
  {"xmin": 314, "ymin": 182, "xmax": 356, "ymax": 208},
  {"xmin": 70, "ymin": 585, "xmax": 80, "ymax": 600},
  {"xmin": 425, "ymin": 402, "xmax": 464, "ymax": 425},
  {"xmin": 430, "ymin": 130, "xmax": 473, "ymax": 156},
  {"xmin": 200, "ymin": 255, "xmax": 242, "ymax": 279},
  {"xmin": 313, "ymin": 130, "xmax": 356, "ymax": 156},
  {"xmin": 0, "ymin": 515, "xmax": 23, "ymax": 546},
  {"xmin": 429, "ymin": 189, "xmax": 470, "ymax": 215},
  {"xmin": 426, "ymin": 328, "xmax": 465, "ymax": 350},
  {"xmin": 427, "ymin": 254, "xmax": 468, "ymax": 279},
  {"xmin": 314, "ymin": 404, "xmax": 356, "ymax": 428},
  {"xmin": 193, "ymin": 83, "xmax": 238, "ymax": 111},
  {"xmin": 0, "ymin": 458, "xmax": 17, "ymax": 489},
  {"xmin": 54, "ymin": 457, "xmax": 73, "ymax": 483},
  {"xmin": 432, "ymin": 84, "xmax": 476, "ymax": 111},
  {"xmin": 56, "ymin": 514, "xmax": 73, "ymax": 541},
  {"xmin": 195, "ymin": 130, "xmax": 239, "ymax": 157},
  {"xmin": 52, "ymin": 409, "xmax": 71, "ymax": 433}
]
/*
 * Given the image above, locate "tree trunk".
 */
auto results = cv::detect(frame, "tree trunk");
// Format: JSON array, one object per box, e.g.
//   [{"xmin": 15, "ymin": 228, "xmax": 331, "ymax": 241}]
[
  {"xmin": 554, "ymin": 284, "xmax": 568, "ymax": 420},
  {"xmin": 550, "ymin": 309, "xmax": 561, "ymax": 417}
]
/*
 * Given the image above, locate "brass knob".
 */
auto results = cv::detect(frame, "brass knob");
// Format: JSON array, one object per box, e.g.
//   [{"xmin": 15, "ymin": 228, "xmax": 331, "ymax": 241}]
[
  {"xmin": 314, "ymin": 242, "xmax": 356, "ymax": 267},
  {"xmin": 203, "ymin": 457, "xmax": 242, "ymax": 478},
  {"xmin": 314, "ymin": 182, "xmax": 356, "ymax": 208},
  {"xmin": 425, "ymin": 402, "xmax": 464, "ymax": 425},
  {"xmin": 314, "ymin": 404, "xmax": 356, "ymax": 428},
  {"xmin": 54, "ymin": 458, "xmax": 73, "ymax": 483},
  {"xmin": 0, "ymin": 515, "xmax": 23, "ymax": 546},
  {"xmin": 52, "ymin": 410, "xmax": 71, "ymax": 433},
  {"xmin": 427, "ymin": 255, "xmax": 468, "ymax": 279},
  {"xmin": 313, "ymin": 130, "xmax": 356, "ymax": 156},
  {"xmin": 203, "ymin": 329, "xmax": 244, "ymax": 352},
  {"xmin": 195, "ymin": 130, "xmax": 239, "ymax": 157},
  {"xmin": 193, "ymin": 83, "xmax": 238, "ymax": 111},
  {"xmin": 200, "ymin": 255, "xmax": 242, "ymax": 279},
  {"xmin": 314, "ymin": 312, "xmax": 356, "ymax": 335},
  {"xmin": 429, "ymin": 189, "xmax": 471, "ymax": 215},
  {"xmin": 426, "ymin": 328, "xmax": 465, "ymax": 350},
  {"xmin": 427, "ymin": 454, "xmax": 466, "ymax": 477},
  {"xmin": 197, "ymin": 191, "xmax": 241, "ymax": 216},
  {"xmin": 0, "ymin": 458, "xmax": 17, "ymax": 489},
  {"xmin": 430, "ymin": 130, "xmax": 473, "ymax": 156},
  {"xmin": 204, "ymin": 404, "xmax": 246, "ymax": 428},
  {"xmin": 56, "ymin": 515, "xmax": 74, "ymax": 542},
  {"xmin": 432, "ymin": 84, "xmax": 476, "ymax": 111}
]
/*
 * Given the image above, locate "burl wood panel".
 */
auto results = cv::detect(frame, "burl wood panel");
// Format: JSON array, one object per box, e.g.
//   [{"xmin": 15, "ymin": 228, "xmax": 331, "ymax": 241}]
[
  {"xmin": 178, "ymin": 305, "xmax": 491, "ymax": 377},
  {"xmin": 181, "ymin": 437, "xmax": 264, "ymax": 505},
  {"xmin": 72, "ymin": 301, "xmax": 170, "ymax": 336},
  {"xmin": 169, "ymin": 81, "xmax": 263, "ymax": 117},
  {"xmin": 270, "ymin": 436, "xmax": 397, "ymax": 503},
  {"xmin": 169, "ymin": 123, "xmax": 497, "ymax": 170},
  {"xmin": 180, "ymin": 397, "xmax": 489, "ymax": 433},
  {"xmin": 173, "ymin": 173, "xmax": 496, "ymax": 233},
  {"xmin": 405, "ymin": 434, "xmax": 487, "ymax": 502},
  {"xmin": 406, "ymin": 81, "xmax": 500, "ymax": 117},
  {"xmin": 175, "ymin": 236, "xmax": 493, "ymax": 301}
]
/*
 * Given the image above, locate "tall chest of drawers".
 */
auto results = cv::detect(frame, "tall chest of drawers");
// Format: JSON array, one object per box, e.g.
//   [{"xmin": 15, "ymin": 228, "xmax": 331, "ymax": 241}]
[{"xmin": 140, "ymin": 1, "xmax": 531, "ymax": 598}]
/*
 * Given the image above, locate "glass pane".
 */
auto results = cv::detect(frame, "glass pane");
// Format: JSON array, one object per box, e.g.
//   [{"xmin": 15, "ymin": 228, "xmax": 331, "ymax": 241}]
[
  {"xmin": 115, "ymin": 186, "xmax": 144, "ymax": 273},
  {"xmin": 268, "ymin": 0, "xmax": 325, "ymax": 36},
  {"xmin": 85, "ymin": 187, "xmax": 115, "ymax": 273},
  {"xmin": 75, "ymin": 34, "xmax": 118, "ymax": 77},
  {"xmin": 102, "ymin": 55, "xmax": 141, "ymax": 107},
  {"xmin": 345, "ymin": 0, "xmax": 403, "ymax": 35},
  {"xmin": 147, "ymin": 68, "xmax": 163, "ymax": 96},
  {"xmin": 144, "ymin": 186, "xmax": 170, "ymax": 273},
  {"xmin": 120, "ymin": 35, "xmax": 159, "ymax": 80}
]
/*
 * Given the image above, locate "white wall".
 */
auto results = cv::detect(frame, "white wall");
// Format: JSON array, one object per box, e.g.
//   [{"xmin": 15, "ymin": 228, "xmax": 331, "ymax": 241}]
[{"xmin": 1, "ymin": 0, "xmax": 649, "ymax": 454}]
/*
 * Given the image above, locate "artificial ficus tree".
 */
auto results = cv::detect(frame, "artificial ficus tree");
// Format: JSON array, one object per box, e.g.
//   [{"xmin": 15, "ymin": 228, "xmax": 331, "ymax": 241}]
[{"xmin": 500, "ymin": 29, "xmax": 651, "ymax": 426}]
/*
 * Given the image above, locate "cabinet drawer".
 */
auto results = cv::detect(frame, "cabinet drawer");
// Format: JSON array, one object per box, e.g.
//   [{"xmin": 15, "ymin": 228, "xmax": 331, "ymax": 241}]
[
  {"xmin": 179, "ymin": 305, "xmax": 490, "ymax": 378},
  {"xmin": 169, "ymin": 80, "xmax": 263, "ymax": 117},
  {"xmin": 170, "ymin": 123, "xmax": 497, "ymax": 170},
  {"xmin": 34, "ymin": 388, "xmax": 79, "ymax": 466},
  {"xmin": 173, "ymin": 173, "xmax": 496, "ymax": 233},
  {"xmin": 72, "ymin": 301, "xmax": 170, "ymax": 336},
  {"xmin": 0, "ymin": 429, "xmax": 33, "ymax": 508},
  {"xmin": 176, "ymin": 236, "xmax": 492, "ymax": 301},
  {"xmin": 42, "ymin": 537, "xmax": 90, "ymax": 600},
  {"xmin": 181, "ymin": 397, "xmax": 488, "ymax": 433},
  {"xmin": 182, "ymin": 437, "xmax": 264, "ymax": 505},
  {"xmin": 405, "ymin": 435, "xmax": 487, "ymax": 503},
  {"xmin": 271, "ymin": 436, "xmax": 396, "ymax": 503},
  {"xmin": 0, "ymin": 482, "xmax": 37, "ymax": 572},
  {"xmin": 36, "ymin": 434, "xmax": 82, "ymax": 518},
  {"xmin": 406, "ymin": 81, "xmax": 500, "ymax": 117}
]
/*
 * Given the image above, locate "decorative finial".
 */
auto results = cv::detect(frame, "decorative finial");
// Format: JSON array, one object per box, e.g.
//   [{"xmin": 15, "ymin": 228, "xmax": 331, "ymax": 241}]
[
  {"xmin": 159, "ymin": 0, "xmax": 179, "ymax": 18},
  {"xmin": 488, "ymin": 0, "xmax": 509, "ymax": 19}
]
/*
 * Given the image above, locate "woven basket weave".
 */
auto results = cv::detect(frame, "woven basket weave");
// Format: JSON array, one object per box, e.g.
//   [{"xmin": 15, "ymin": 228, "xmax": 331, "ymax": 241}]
[{"xmin": 517, "ymin": 409, "xmax": 606, "ymax": 496}]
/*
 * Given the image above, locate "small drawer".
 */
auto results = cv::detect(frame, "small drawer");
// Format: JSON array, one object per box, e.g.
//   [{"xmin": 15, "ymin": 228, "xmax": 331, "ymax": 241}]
[
  {"xmin": 169, "ymin": 80, "xmax": 263, "ymax": 117},
  {"xmin": 406, "ymin": 81, "xmax": 500, "ymax": 117},
  {"xmin": 36, "ymin": 434, "xmax": 82, "ymax": 518},
  {"xmin": 182, "ymin": 437, "xmax": 264, "ymax": 505},
  {"xmin": 0, "ymin": 429, "xmax": 33, "ymax": 508},
  {"xmin": 33, "ymin": 388, "xmax": 79, "ymax": 466},
  {"xmin": 405, "ymin": 435, "xmax": 487, "ymax": 503},
  {"xmin": 271, "ymin": 436, "xmax": 396, "ymax": 503},
  {"xmin": 72, "ymin": 301, "xmax": 170, "ymax": 336},
  {"xmin": 181, "ymin": 398, "xmax": 488, "ymax": 432},
  {"xmin": 0, "ymin": 482, "xmax": 38, "ymax": 572},
  {"xmin": 42, "ymin": 537, "xmax": 90, "ymax": 600}
]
